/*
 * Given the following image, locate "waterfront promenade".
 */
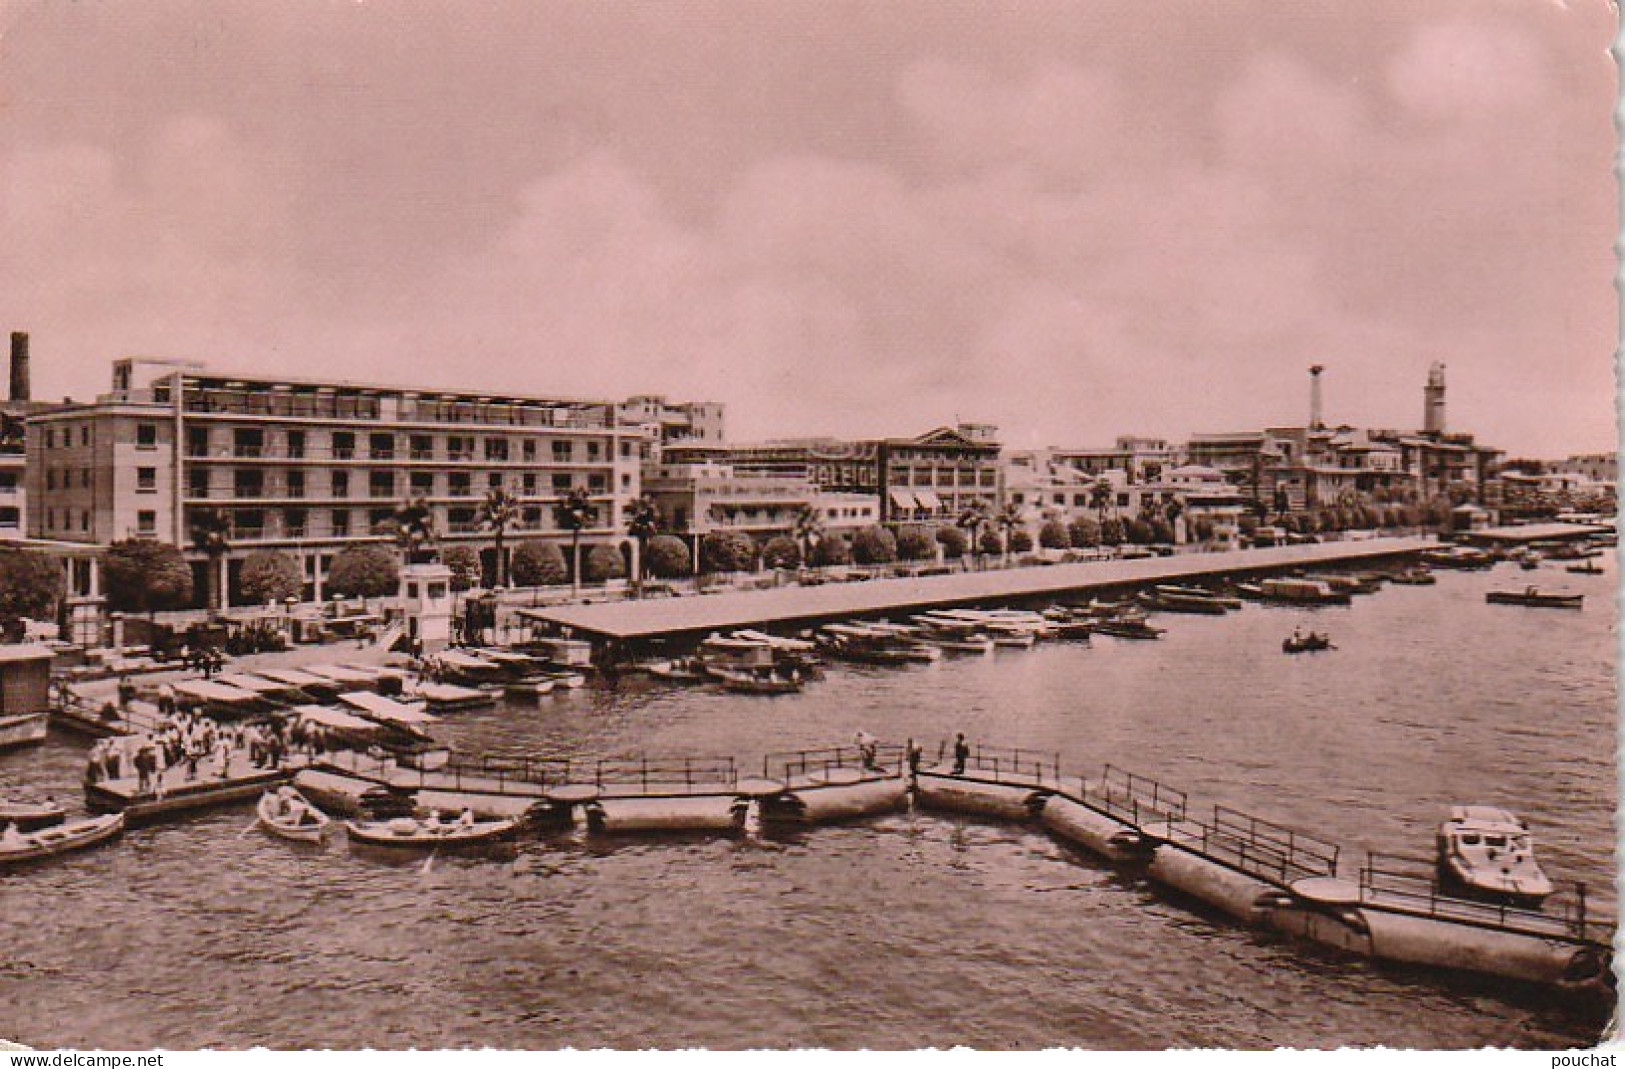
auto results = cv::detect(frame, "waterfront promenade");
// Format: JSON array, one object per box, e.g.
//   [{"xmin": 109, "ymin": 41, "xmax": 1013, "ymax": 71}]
[{"xmin": 524, "ymin": 535, "xmax": 1438, "ymax": 642}]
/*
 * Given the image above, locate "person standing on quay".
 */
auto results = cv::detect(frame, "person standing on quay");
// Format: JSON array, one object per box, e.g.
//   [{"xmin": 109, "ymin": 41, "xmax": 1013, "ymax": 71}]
[{"xmin": 952, "ymin": 733, "xmax": 970, "ymax": 775}]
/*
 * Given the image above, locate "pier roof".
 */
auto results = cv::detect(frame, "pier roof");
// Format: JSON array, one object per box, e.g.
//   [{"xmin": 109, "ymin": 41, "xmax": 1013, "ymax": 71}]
[
  {"xmin": 521, "ymin": 536, "xmax": 1438, "ymax": 641},
  {"xmin": 1460, "ymin": 521, "xmax": 1612, "ymax": 544}
]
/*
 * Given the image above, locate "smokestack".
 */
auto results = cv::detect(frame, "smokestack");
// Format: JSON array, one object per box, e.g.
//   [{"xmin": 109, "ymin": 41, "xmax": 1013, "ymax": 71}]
[
  {"xmin": 8, "ymin": 333, "xmax": 29, "ymax": 403},
  {"xmin": 1308, "ymin": 364, "xmax": 1325, "ymax": 429},
  {"xmin": 1424, "ymin": 362, "xmax": 1446, "ymax": 435}
]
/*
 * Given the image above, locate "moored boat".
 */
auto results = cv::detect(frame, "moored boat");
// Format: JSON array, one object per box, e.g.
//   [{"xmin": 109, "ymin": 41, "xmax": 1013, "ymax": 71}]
[
  {"xmin": 1092, "ymin": 615, "xmax": 1165, "ymax": 639},
  {"xmin": 0, "ymin": 710, "xmax": 48, "ymax": 751},
  {"xmin": 1421, "ymin": 546, "xmax": 1495, "ymax": 570},
  {"xmin": 344, "ymin": 813, "xmax": 516, "ymax": 848},
  {"xmin": 256, "ymin": 787, "xmax": 331, "ymax": 843},
  {"xmin": 1257, "ymin": 577, "xmax": 1351, "ymax": 606},
  {"xmin": 1435, "ymin": 805, "xmax": 1554, "ymax": 907},
  {"xmin": 1139, "ymin": 588, "xmax": 1228, "ymax": 615},
  {"xmin": 0, "ymin": 812, "xmax": 125, "ymax": 867},
  {"xmin": 0, "ymin": 796, "xmax": 67, "ymax": 832},
  {"xmin": 710, "ymin": 667, "xmax": 804, "ymax": 695},
  {"xmin": 1386, "ymin": 567, "xmax": 1437, "ymax": 585},
  {"xmin": 1566, "ymin": 561, "xmax": 1605, "ymax": 575},
  {"xmin": 1485, "ymin": 586, "xmax": 1584, "ymax": 609}
]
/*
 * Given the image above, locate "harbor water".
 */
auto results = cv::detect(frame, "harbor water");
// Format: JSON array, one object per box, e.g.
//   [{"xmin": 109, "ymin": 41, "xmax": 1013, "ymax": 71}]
[{"xmin": 1, "ymin": 562, "xmax": 1615, "ymax": 1049}]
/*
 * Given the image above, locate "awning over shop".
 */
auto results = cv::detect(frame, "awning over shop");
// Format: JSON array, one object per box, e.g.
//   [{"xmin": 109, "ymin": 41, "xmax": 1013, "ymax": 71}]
[
  {"xmin": 914, "ymin": 490, "xmax": 944, "ymax": 511},
  {"xmin": 887, "ymin": 489, "xmax": 919, "ymax": 510}
]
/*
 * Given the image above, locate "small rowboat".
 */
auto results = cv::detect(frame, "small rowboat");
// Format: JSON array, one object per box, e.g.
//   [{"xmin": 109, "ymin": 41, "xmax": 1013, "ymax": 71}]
[
  {"xmin": 0, "ymin": 812, "xmax": 125, "ymax": 867},
  {"xmin": 0, "ymin": 797, "xmax": 67, "ymax": 832},
  {"xmin": 344, "ymin": 815, "xmax": 517, "ymax": 848},
  {"xmin": 257, "ymin": 788, "xmax": 331, "ymax": 844},
  {"xmin": 1282, "ymin": 632, "xmax": 1334, "ymax": 654}
]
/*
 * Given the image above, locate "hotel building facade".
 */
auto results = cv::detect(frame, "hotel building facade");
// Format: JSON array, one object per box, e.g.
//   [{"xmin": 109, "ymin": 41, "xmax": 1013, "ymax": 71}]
[{"xmin": 27, "ymin": 359, "xmax": 646, "ymax": 606}]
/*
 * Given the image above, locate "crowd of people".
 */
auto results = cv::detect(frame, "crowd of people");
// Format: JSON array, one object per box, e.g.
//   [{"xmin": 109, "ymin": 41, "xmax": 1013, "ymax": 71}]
[{"xmin": 82, "ymin": 707, "xmax": 347, "ymax": 796}]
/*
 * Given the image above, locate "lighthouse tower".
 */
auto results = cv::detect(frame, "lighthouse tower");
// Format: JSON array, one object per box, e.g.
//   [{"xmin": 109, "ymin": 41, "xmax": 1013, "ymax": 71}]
[{"xmin": 1423, "ymin": 363, "xmax": 1446, "ymax": 435}]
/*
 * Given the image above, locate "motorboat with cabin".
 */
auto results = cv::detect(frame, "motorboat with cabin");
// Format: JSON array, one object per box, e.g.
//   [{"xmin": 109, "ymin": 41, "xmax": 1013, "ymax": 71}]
[
  {"xmin": 1256, "ymin": 577, "xmax": 1351, "ymax": 606},
  {"xmin": 1485, "ymin": 586, "xmax": 1584, "ymax": 609},
  {"xmin": 1435, "ymin": 805, "xmax": 1554, "ymax": 907}
]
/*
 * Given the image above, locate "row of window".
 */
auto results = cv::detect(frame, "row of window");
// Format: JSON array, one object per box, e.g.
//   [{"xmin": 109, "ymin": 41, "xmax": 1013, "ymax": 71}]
[
  {"xmin": 176, "ymin": 386, "xmax": 612, "ymax": 429},
  {"xmin": 187, "ymin": 469, "xmax": 624, "ymax": 500},
  {"xmin": 892, "ymin": 467, "xmax": 999, "ymax": 489},
  {"xmin": 189, "ymin": 505, "xmax": 606, "ymax": 540},
  {"xmin": 185, "ymin": 427, "xmax": 631, "ymax": 462}
]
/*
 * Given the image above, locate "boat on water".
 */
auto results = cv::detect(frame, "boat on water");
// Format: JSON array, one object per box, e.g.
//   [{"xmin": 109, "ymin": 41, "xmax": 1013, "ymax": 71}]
[
  {"xmin": 709, "ymin": 667, "xmax": 804, "ymax": 695},
  {"xmin": 1153, "ymin": 584, "xmax": 1242, "ymax": 610},
  {"xmin": 344, "ymin": 814, "xmax": 517, "ymax": 848},
  {"xmin": 1485, "ymin": 586, "xmax": 1584, "ymax": 609},
  {"xmin": 818, "ymin": 623, "xmax": 941, "ymax": 665},
  {"xmin": 0, "ymin": 710, "xmax": 48, "ymax": 751},
  {"xmin": 0, "ymin": 812, "xmax": 125, "ymax": 867},
  {"xmin": 0, "ymin": 796, "xmax": 67, "ymax": 832},
  {"xmin": 644, "ymin": 658, "xmax": 709, "ymax": 683},
  {"xmin": 256, "ymin": 787, "xmax": 331, "ymax": 843},
  {"xmin": 1567, "ymin": 561, "xmax": 1605, "ymax": 575},
  {"xmin": 1139, "ymin": 588, "xmax": 1228, "ymax": 615},
  {"xmin": 908, "ymin": 616, "xmax": 995, "ymax": 654},
  {"xmin": 1282, "ymin": 630, "xmax": 1333, "ymax": 654},
  {"xmin": 503, "ymin": 675, "xmax": 557, "ymax": 699},
  {"xmin": 1421, "ymin": 546, "xmax": 1495, "ymax": 570},
  {"xmin": 1257, "ymin": 577, "xmax": 1352, "ymax": 606},
  {"xmin": 1092, "ymin": 615, "xmax": 1165, "ymax": 639},
  {"xmin": 1320, "ymin": 573, "xmax": 1386, "ymax": 595},
  {"xmin": 1435, "ymin": 805, "xmax": 1554, "ymax": 908},
  {"xmin": 414, "ymin": 682, "xmax": 498, "ymax": 711}
]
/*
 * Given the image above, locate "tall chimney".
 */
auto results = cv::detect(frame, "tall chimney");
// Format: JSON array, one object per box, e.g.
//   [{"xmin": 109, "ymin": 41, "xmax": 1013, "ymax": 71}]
[
  {"xmin": 1308, "ymin": 364, "xmax": 1325, "ymax": 429},
  {"xmin": 1423, "ymin": 362, "xmax": 1446, "ymax": 435},
  {"xmin": 8, "ymin": 333, "xmax": 29, "ymax": 403}
]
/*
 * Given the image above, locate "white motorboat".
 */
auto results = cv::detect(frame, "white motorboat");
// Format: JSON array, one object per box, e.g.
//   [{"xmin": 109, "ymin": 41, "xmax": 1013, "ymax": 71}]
[{"xmin": 1435, "ymin": 805, "xmax": 1554, "ymax": 907}]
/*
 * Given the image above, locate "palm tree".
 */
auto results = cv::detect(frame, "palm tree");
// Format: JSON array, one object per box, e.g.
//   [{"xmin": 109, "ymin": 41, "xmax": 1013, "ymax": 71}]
[
  {"xmin": 1162, "ymin": 496, "xmax": 1185, "ymax": 544},
  {"xmin": 478, "ymin": 486, "xmax": 519, "ymax": 588},
  {"xmin": 392, "ymin": 495, "xmax": 437, "ymax": 565},
  {"xmin": 791, "ymin": 504, "xmax": 824, "ymax": 568},
  {"xmin": 956, "ymin": 500, "xmax": 991, "ymax": 570},
  {"xmin": 552, "ymin": 486, "xmax": 596, "ymax": 597},
  {"xmin": 994, "ymin": 502, "xmax": 1024, "ymax": 565},
  {"xmin": 1089, "ymin": 478, "xmax": 1115, "ymax": 527},
  {"xmin": 623, "ymin": 495, "xmax": 661, "ymax": 598},
  {"xmin": 188, "ymin": 507, "xmax": 232, "ymax": 613}
]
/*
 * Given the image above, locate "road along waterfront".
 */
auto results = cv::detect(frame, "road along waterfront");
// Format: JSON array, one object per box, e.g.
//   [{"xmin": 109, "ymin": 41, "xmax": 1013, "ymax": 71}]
[{"xmin": 0, "ymin": 557, "xmax": 1614, "ymax": 1049}]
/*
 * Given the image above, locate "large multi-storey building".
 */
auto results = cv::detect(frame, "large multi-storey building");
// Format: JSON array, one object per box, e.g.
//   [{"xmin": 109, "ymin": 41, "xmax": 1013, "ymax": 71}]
[
  {"xmin": 642, "ymin": 459, "xmax": 878, "ymax": 544},
  {"xmin": 27, "ymin": 359, "xmax": 646, "ymax": 605},
  {"xmin": 619, "ymin": 395, "xmax": 726, "ymax": 452}
]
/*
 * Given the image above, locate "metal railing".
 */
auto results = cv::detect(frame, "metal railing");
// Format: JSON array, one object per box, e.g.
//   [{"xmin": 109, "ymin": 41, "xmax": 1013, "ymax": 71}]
[
  {"xmin": 931, "ymin": 741, "xmax": 1062, "ymax": 785},
  {"xmin": 1211, "ymin": 804, "xmax": 1340, "ymax": 880},
  {"xmin": 587, "ymin": 756, "xmax": 737, "ymax": 794},
  {"xmin": 1358, "ymin": 852, "xmax": 1609, "ymax": 944},
  {"xmin": 764, "ymin": 744, "xmax": 905, "ymax": 782},
  {"xmin": 1086, "ymin": 764, "xmax": 1188, "ymax": 825}
]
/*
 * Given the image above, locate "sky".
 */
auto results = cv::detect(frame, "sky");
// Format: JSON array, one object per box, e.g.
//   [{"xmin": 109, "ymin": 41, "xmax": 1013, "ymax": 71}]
[{"xmin": 0, "ymin": 0, "xmax": 1617, "ymax": 457}]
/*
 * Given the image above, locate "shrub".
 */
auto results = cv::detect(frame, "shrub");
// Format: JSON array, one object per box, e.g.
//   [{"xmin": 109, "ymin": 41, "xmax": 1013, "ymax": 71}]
[
  {"xmin": 936, "ymin": 525, "xmax": 968, "ymax": 558},
  {"xmin": 0, "ymin": 551, "xmax": 62, "ymax": 622},
  {"xmin": 811, "ymin": 534, "xmax": 852, "ymax": 567},
  {"xmin": 978, "ymin": 529, "xmax": 1002, "ymax": 556},
  {"xmin": 1068, "ymin": 516, "xmax": 1100, "ymax": 547},
  {"xmin": 895, "ymin": 526, "xmax": 936, "ymax": 562},
  {"xmin": 850, "ymin": 525, "xmax": 898, "ymax": 565},
  {"xmin": 1099, "ymin": 518, "xmax": 1125, "ymax": 546},
  {"xmin": 1009, "ymin": 529, "xmax": 1035, "ymax": 554},
  {"xmin": 440, "ymin": 544, "xmax": 481, "ymax": 592},
  {"xmin": 239, "ymin": 550, "xmax": 303, "ymax": 604},
  {"xmin": 1038, "ymin": 520, "xmax": 1070, "ymax": 550},
  {"xmin": 644, "ymin": 535, "xmax": 692, "ymax": 579},
  {"xmin": 510, "ymin": 540, "xmax": 568, "ymax": 586},
  {"xmin": 326, "ymin": 544, "xmax": 398, "ymax": 600},
  {"xmin": 700, "ymin": 531, "xmax": 756, "ymax": 574},
  {"xmin": 761, "ymin": 535, "xmax": 802, "ymax": 570},
  {"xmin": 584, "ymin": 544, "xmax": 627, "ymax": 582},
  {"xmin": 105, "ymin": 539, "xmax": 194, "ymax": 613}
]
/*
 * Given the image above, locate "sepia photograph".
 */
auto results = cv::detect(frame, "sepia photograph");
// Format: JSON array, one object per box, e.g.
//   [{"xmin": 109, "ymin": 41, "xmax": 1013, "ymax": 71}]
[{"xmin": 0, "ymin": 0, "xmax": 1617, "ymax": 1054}]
